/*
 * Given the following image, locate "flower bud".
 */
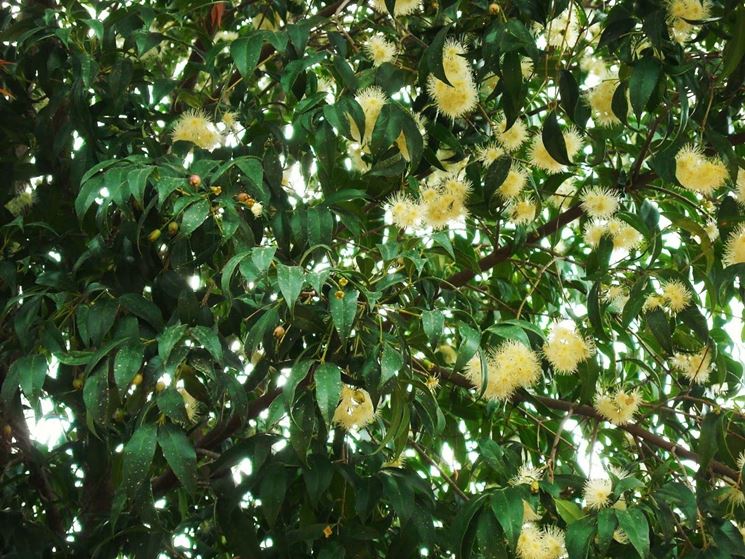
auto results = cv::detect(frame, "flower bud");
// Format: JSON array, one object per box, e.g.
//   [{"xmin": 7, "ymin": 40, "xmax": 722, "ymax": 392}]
[
  {"xmin": 148, "ymin": 228, "xmax": 161, "ymax": 242},
  {"xmin": 131, "ymin": 373, "xmax": 144, "ymax": 386},
  {"xmin": 189, "ymin": 174, "xmax": 202, "ymax": 188},
  {"xmin": 273, "ymin": 325, "xmax": 285, "ymax": 339},
  {"xmin": 168, "ymin": 222, "xmax": 179, "ymax": 236}
]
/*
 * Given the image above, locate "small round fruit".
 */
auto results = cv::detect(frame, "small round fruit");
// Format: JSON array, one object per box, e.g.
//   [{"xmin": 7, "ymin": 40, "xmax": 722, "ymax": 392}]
[
  {"xmin": 148, "ymin": 229, "xmax": 162, "ymax": 242},
  {"xmin": 236, "ymin": 192, "xmax": 250, "ymax": 203},
  {"xmin": 489, "ymin": 2, "xmax": 501, "ymax": 14},
  {"xmin": 338, "ymin": 277, "xmax": 348, "ymax": 287},
  {"xmin": 168, "ymin": 222, "xmax": 179, "ymax": 236},
  {"xmin": 131, "ymin": 373, "xmax": 144, "ymax": 386},
  {"xmin": 210, "ymin": 186, "xmax": 222, "ymax": 196},
  {"xmin": 273, "ymin": 325, "xmax": 285, "ymax": 339},
  {"xmin": 189, "ymin": 174, "xmax": 202, "ymax": 188},
  {"xmin": 155, "ymin": 381, "xmax": 166, "ymax": 393},
  {"xmin": 335, "ymin": 290, "xmax": 345, "ymax": 299},
  {"xmin": 72, "ymin": 377, "xmax": 84, "ymax": 390}
]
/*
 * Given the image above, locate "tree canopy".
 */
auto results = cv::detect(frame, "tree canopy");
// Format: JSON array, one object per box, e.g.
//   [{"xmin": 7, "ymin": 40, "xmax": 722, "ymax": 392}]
[{"xmin": 2, "ymin": 0, "xmax": 745, "ymax": 557}]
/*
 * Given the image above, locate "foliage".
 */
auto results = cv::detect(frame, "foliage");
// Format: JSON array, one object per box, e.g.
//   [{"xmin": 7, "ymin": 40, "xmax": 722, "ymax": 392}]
[{"xmin": 1, "ymin": 0, "xmax": 745, "ymax": 557}]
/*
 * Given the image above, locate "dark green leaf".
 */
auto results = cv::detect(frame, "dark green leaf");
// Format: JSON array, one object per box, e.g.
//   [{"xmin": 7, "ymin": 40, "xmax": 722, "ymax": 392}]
[
  {"xmin": 329, "ymin": 289, "xmax": 358, "ymax": 340},
  {"xmin": 158, "ymin": 423, "xmax": 197, "ymax": 495},
  {"xmin": 315, "ymin": 362, "xmax": 342, "ymax": 428}
]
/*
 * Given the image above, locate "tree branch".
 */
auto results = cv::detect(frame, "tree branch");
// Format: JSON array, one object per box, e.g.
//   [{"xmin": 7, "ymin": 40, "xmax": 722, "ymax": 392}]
[{"xmin": 433, "ymin": 367, "xmax": 738, "ymax": 480}]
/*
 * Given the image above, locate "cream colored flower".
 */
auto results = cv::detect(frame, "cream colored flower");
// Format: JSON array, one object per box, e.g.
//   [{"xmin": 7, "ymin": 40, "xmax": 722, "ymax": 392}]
[
  {"xmin": 510, "ymin": 197, "xmax": 538, "ymax": 225},
  {"xmin": 371, "ymin": 0, "xmax": 422, "ymax": 16},
  {"xmin": 333, "ymin": 385, "xmax": 376, "ymax": 430},
  {"xmin": 465, "ymin": 341, "xmax": 542, "ymax": 401},
  {"xmin": 179, "ymin": 388, "xmax": 203, "ymax": 423},
  {"xmin": 4, "ymin": 189, "xmax": 35, "ymax": 216},
  {"xmin": 581, "ymin": 187, "xmax": 621, "ymax": 218},
  {"xmin": 172, "ymin": 109, "xmax": 222, "ymax": 150},
  {"xmin": 660, "ymin": 280, "xmax": 692, "ymax": 313},
  {"xmin": 495, "ymin": 117, "xmax": 528, "ymax": 152},
  {"xmin": 583, "ymin": 478, "xmax": 613, "ymax": 509},
  {"xmin": 364, "ymin": 34, "xmax": 397, "ymax": 67},
  {"xmin": 543, "ymin": 321, "xmax": 594, "ymax": 374},
  {"xmin": 510, "ymin": 464, "xmax": 544, "ymax": 486},
  {"xmin": 498, "ymin": 166, "xmax": 529, "ymax": 200},
  {"xmin": 544, "ymin": 9, "xmax": 580, "ymax": 48},
  {"xmin": 350, "ymin": 86, "xmax": 387, "ymax": 145},
  {"xmin": 583, "ymin": 220, "xmax": 609, "ymax": 247},
  {"xmin": 675, "ymin": 144, "xmax": 729, "ymax": 195},
  {"xmin": 594, "ymin": 388, "xmax": 641, "ymax": 425},
  {"xmin": 724, "ymin": 224, "xmax": 745, "ymax": 267},
  {"xmin": 477, "ymin": 142, "xmax": 505, "ymax": 167},
  {"xmin": 529, "ymin": 128, "xmax": 582, "ymax": 174},
  {"xmin": 667, "ymin": 0, "xmax": 711, "ymax": 43},
  {"xmin": 603, "ymin": 285, "xmax": 629, "ymax": 310},
  {"xmin": 251, "ymin": 202, "xmax": 263, "ymax": 217},
  {"xmin": 386, "ymin": 192, "xmax": 422, "ymax": 229},
  {"xmin": 587, "ymin": 78, "xmax": 624, "ymax": 126},
  {"xmin": 671, "ymin": 348, "xmax": 712, "ymax": 384}
]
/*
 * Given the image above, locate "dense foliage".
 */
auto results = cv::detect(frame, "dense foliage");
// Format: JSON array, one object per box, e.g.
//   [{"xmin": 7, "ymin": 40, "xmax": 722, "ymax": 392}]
[{"xmin": 2, "ymin": 0, "xmax": 745, "ymax": 557}]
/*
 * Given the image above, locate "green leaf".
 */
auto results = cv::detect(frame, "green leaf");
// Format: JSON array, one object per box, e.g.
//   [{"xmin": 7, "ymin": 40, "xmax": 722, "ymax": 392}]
[
  {"xmin": 158, "ymin": 423, "xmax": 197, "ymax": 495},
  {"xmin": 611, "ymin": 81, "xmax": 629, "ymax": 125},
  {"xmin": 554, "ymin": 498, "xmax": 585, "ymax": 524},
  {"xmin": 566, "ymin": 516, "xmax": 595, "ymax": 559},
  {"xmin": 329, "ymin": 289, "xmax": 359, "ymax": 340},
  {"xmin": 315, "ymin": 362, "xmax": 342, "ymax": 428},
  {"xmin": 424, "ymin": 25, "xmax": 453, "ymax": 86},
  {"xmin": 230, "ymin": 33, "xmax": 264, "ymax": 78},
  {"xmin": 559, "ymin": 70, "xmax": 580, "ymax": 123},
  {"xmin": 114, "ymin": 341, "xmax": 144, "ymax": 393},
  {"xmin": 244, "ymin": 308, "xmax": 279, "ymax": 355},
  {"xmin": 616, "ymin": 508, "xmax": 650, "ymax": 558},
  {"xmin": 252, "ymin": 246, "xmax": 276, "ymax": 274},
  {"xmin": 380, "ymin": 344, "xmax": 404, "ymax": 386},
  {"xmin": 83, "ymin": 364, "xmax": 110, "ymax": 427},
  {"xmin": 259, "ymin": 465, "xmax": 287, "ymax": 525},
  {"xmin": 180, "ymin": 199, "xmax": 211, "ymax": 235},
  {"xmin": 422, "ymin": 309, "xmax": 444, "ymax": 347},
  {"xmin": 542, "ymin": 112, "xmax": 571, "ymax": 166},
  {"xmin": 454, "ymin": 324, "xmax": 481, "ymax": 371},
  {"xmin": 502, "ymin": 52, "xmax": 523, "ymax": 128},
  {"xmin": 284, "ymin": 360, "xmax": 313, "ymax": 409},
  {"xmin": 191, "ymin": 326, "xmax": 223, "ymax": 363},
  {"xmin": 159, "ymin": 323, "xmax": 188, "ymax": 364},
  {"xmin": 127, "ymin": 166, "xmax": 154, "ymax": 205},
  {"xmin": 121, "ymin": 422, "xmax": 158, "ymax": 497},
  {"xmin": 13, "ymin": 354, "xmax": 47, "ymax": 403},
  {"xmin": 629, "ymin": 56, "xmax": 661, "ymax": 119},
  {"xmin": 119, "ymin": 293, "xmax": 164, "ymax": 329},
  {"xmin": 370, "ymin": 104, "xmax": 404, "ymax": 157},
  {"xmin": 75, "ymin": 174, "xmax": 104, "ymax": 218},
  {"xmin": 157, "ymin": 387, "xmax": 188, "ymax": 423},
  {"xmin": 596, "ymin": 508, "xmax": 618, "ymax": 554},
  {"xmin": 645, "ymin": 308, "xmax": 672, "ymax": 353},
  {"xmin": 276, "ymin": 263, "xmax": 304, "ymax": 312},
  {"xmin": 722, "ymin": 7, "xmax": 745, "ymax": 77},
  {"xmin": 490, "ymin": 487, "xmax": 524, "ymax": 549}
]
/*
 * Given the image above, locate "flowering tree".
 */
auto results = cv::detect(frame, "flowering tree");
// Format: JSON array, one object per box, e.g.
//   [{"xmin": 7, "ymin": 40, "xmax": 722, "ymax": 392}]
[{"xmin": 3, "ymin": 0, "xmax": 745, "ymax": 557}]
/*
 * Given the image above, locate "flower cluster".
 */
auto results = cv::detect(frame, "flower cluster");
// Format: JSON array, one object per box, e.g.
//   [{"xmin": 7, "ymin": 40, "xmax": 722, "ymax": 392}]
[
  {"xmin": 594, "ymin": 387, "xmax": 641, "ymax": 425},
  {"xmin": 675, "ymin": 145, "xmax": 729, "ymax": 195},
  {"xmin": 427, "ymin": 39, "xmax": 478, "ymax": 119},
  {"xmin": 542, "ymin": 321, "xmax": 594, "ymax": 374},
  {"xmin": 667, "ymin": 0, "xmax": 711, "ymax": 43},
  {"xmin": 642, "ymin": 280, "xmax": 693, "ymax": 314},
  {"xmin": 670, "ymin": 348, "xmax": 712, "ymax": 384},
  {"xmin": 498, "ymin": 166, "xmax": 529, "ymax": 200},
  {"xmin": 387, "ymin": 172, "xmax": 470, "ymax": 230},
  {"xmin": 172, "ymin": 109, "xmax": 222, "ymax": 150},
  {"xmin": 583, "ymin": 218, "xmax": 643, "ymax": 251},
  {"xmin": 517, "ymin": 523, "xmax": 565, "ymax": 559},
  {"xmin": 603, "ymin": 285, "xmax": 630, "ymax": 310},
  {"xmin": 333, "ymin": 385, "xmax": 377, "ymax": 430},
  {"xmin": 465, "ymin": 341, "xmax": 542, "ymax": 401}
]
